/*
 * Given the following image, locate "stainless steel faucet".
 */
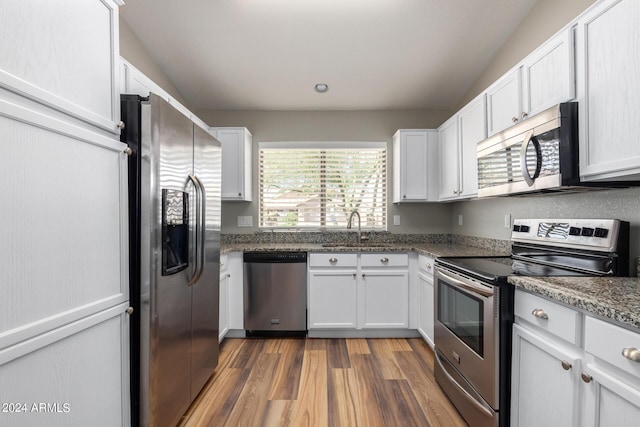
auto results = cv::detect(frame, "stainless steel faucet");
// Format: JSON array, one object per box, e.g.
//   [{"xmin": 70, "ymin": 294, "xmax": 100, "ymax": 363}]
[{"xmin": 347, "ymin": 209, "xmax": 362, "ymax": 243}]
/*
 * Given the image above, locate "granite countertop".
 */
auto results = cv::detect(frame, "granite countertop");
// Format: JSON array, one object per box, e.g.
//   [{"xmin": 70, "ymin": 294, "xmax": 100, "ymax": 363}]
[
  {"xmin": 509, "ymin": 275, "xmax": 640, "ymax": 331},
  {"xmin": 221, "ymin": 241, "xmax": 510, "ymax": 258}
]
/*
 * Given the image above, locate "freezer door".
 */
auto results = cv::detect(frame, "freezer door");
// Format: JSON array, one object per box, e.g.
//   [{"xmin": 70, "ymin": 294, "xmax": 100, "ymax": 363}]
[
  {"xmin": 144, "ymin": 94, "xmax": 195, "ymax": 427},
  {"xmin": 190, "ymin": 123, "xmax": 222, "ymax": 398}
]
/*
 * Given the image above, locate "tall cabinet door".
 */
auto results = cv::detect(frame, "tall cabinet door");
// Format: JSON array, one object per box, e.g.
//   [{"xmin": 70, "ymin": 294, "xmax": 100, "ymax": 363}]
[
  {"xmin": 438, "ymin": 116, "xmax": 460, "ymax": 200},
  {"xmin": 486, "ymin": 69, "xmax": 522, "ymax": 136},
  {"xmin": 191, "ymin": 124, "xmax": 222, "ymax": 397}
]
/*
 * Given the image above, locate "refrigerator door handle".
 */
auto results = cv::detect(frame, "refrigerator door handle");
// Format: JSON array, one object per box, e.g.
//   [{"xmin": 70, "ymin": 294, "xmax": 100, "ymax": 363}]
[
  {"xmin": 195, "ymin": 175, "xmax": 206, "ymax": 282},
  {"xmin": 187, "ymin": 174, "xmax": 202, "ymax": 286}
]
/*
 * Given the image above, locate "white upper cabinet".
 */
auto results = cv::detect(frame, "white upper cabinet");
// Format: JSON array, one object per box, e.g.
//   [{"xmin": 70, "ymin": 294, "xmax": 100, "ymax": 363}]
[
  {"xmin": 438, "ymin": 94, "xmax": 484, "ymax": 201},
  {"xmin": 522, "ymin": 29, "xmax": 575, "ymax": 117},
  {"xmin": 575, "ymin": 0, "xmax": 640, "ymax": 181},
  {"xmin": 487, "ymin": 29, "xmax": 575, "ymax": 136},
  {"xmin": 0, "ymin": 0, "xmax": 122, "ymax": 134},
  {"xmin": 392, "ymin": 129, "xmax": 439, "ymax": 202},
  {"xmin": 487, "ymin": 68, "xmax": 523, "ymax": 136},
  {"xmin": 211, "ymin": 127, "xmax": 253, "ymax": 201}
]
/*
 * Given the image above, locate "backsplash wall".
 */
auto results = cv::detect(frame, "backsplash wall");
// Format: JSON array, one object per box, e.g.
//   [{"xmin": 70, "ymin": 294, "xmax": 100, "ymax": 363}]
[{"xmin": 451, "ymin": 187, "xmax": 640, "ymax": 275}]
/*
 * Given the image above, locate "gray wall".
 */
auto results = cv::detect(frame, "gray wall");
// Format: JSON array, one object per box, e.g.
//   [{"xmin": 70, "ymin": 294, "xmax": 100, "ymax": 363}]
[
  {"xmin": 197, "ymin": 109, "xmax": 453, "ymax": 234},
  {"xmin": 119, "ymin": 19, "xmax": 191, "ymax": 108}
]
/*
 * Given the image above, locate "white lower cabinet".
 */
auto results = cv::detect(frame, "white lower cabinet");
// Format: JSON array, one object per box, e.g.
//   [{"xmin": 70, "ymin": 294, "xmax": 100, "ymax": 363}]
[
  {"xmin": 417, "ymin": 255, "xmax": 435, "ymax": 348},
  {"xmin": 308, "ymin": 270, "xmax": 358, "ymax": 329},
  {"xmin": 219, "ymin": 255, "xmax": 230, "ymax": 342},
  {"xmin": 308, "ymin": 253, "xmax": 409, "ymax": 331},
  {"xmin": 511, "ymin": 323, "xmax": 581, "ymax": 427},
  {"xmin": 512, "ymin": 289, "xmax": 640, "ymax": 427},
  {"xmin": 360, "ymin": 270, "xmax": 408, "ymax": 328}
]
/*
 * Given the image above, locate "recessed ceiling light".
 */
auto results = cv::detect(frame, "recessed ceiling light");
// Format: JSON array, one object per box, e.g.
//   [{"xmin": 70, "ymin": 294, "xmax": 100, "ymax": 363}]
[{"xmin": 314, "ymin": 83, "xmax": 328, "ymax": 93}]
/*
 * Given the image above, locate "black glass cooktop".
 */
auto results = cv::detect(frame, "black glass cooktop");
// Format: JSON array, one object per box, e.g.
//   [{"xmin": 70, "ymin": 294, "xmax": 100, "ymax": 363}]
[{"xmin": 436, "ymin": 256, "xmax": 515, "ymax": 283}]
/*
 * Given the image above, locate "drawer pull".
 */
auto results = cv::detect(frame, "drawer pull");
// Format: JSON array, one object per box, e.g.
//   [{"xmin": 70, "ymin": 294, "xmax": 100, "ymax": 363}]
[
  {"xmin": 581, "ymin": 373, "xmax": 592, "ymax": 383},
  {"xmin": 561, "ymin": 360, "xmax": 572, "ymax": 371},
  {"xmin": 531, "ymin": 308, "xmax": 548, "ymax": 320},
  {"xmin": 426, "ymin": 263, "xmax": 432, "ymax": 270},
  {"xmin": 329, "ymin": 258, "xmax": 338, "ymax": 263},
  {"xmin": 622, "ymin": 347, "xmax": 640, "ymax": 362},
  {"xmin": 381, "ymin": 257, "xmax": 389, "ymax": 263}
]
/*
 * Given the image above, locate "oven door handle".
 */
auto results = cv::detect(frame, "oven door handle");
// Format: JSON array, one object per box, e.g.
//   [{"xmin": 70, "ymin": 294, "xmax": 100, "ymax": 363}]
[{"xmin": 436, "ymin": 268, "xmax": 494, "ymax": 297}]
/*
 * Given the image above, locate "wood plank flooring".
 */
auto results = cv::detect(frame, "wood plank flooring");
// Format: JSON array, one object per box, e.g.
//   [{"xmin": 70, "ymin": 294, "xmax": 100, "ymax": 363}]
[{"xmin": 180, "ymin": 338, "xmax": 466, "ymax": 427}]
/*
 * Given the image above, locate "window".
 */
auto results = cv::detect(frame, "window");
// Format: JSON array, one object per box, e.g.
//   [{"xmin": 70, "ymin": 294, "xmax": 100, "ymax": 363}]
[{"xmin": 259, "ymin": 142, "xmax": 387, "ymax": 230}]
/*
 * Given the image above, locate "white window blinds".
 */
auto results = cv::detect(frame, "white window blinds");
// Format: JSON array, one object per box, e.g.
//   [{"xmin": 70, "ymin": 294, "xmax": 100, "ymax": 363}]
[{"xmin": 259, "ymin": 142, "xmax": 387, "ymax": 230}]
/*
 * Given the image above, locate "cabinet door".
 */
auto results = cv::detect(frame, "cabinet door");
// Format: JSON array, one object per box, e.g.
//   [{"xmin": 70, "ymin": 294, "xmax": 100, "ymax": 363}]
[
  {"xmin": 522, "ymin": 29, "xmax": 575, "ymax": 117},
  {"xmin": 219, "ymin": 272, "xmax": 229, "ymax": 342},
  {"xmin": 511, "ymin": 324, "xmax": 581, "ymax": 427},
  {"xmin": 227, "ymin": 252, "xmax": 244, "ymax": 330},
  {"xmin": 417, "ymin": 271, "xmax": 434, "ymax": 348},
  {"xmin": 576, "ymin": 0, "xmax": 640, "ymax": 181},
  {"xmin": 582, "ymin": 364, "xmax": 640, "ymax": 427},
  {"xmin": 398, "ymin": 130, "xmax": 429, "ymax": 201},
  {"xmin": 360, "ymin": 271, "xmax": 409, "ymax": 328},
  {"xmin": 217, "ymin": 128, "xmax": 252, "ymax": 201},
  {"xmin": 308, "ymin": 271, "xmax": 357, "ymax": 329},
  {"xmin": 438, "ymin": 116, "xmax": 460, "ymax": 200},
  {"xmin": 0, "ymin": 0, "xmax": 121, "ymax": 133},
  {"xmin": 457, "ymin": 95, "xmax": 485, "ymax": 198},
  {"xmin": 486, "ymin": 68, "xmax": 522, "ymax": 136}
]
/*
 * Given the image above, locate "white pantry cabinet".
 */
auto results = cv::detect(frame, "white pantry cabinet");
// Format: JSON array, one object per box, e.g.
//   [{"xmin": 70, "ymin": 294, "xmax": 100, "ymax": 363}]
[
  {"xmin": 417, "ymin": 255, "xmax": 435, "ymax": 348},
  {"xmin": 512, "ymin": 289, "xmax": 640, "ymax": 427},
  {"xmin": 438, "ymin": 94, "xmax": 484, "ymax": 201},
  {"xmin": 0, "ymin": 0, "xmax": 122, "ymax": 134},
  {"xmin": 575, "ymin": 0, "xmax": 640, "ymax": 181},
  {"xmin": 392, "ymin": 129, "xmax": 439, "ymax": 202},
  {"xmin": 210, "ymin": 128, "xmax": 253, "ymax": 201},
  {"xmin": 486, "ymin": 29, "xmax": 574, "ymax": 136}
]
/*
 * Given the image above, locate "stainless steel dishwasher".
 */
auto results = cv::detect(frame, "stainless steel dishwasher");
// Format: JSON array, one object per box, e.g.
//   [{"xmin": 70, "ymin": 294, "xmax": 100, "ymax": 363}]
[{"xmin": 243, "ymin": 252, "xmax": 307, "ymax": 337}]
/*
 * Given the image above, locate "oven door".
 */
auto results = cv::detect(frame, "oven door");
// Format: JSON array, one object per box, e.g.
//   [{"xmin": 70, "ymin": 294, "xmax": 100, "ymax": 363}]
[{"xmin": 434, "ymin": 266, "xmax": 499, "ymax": 408}]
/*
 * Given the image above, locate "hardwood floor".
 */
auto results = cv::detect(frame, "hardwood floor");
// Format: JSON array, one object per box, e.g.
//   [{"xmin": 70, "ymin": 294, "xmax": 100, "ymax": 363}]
[{"xmin": 180, "ymin": 338, "xmax": 466, "ymax": 427}]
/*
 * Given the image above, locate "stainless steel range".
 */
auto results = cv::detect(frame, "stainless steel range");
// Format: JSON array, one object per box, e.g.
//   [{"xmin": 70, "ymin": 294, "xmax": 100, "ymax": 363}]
[{"xmin": 434, "ymin": 219, "xmax": 630, "ymax": 427}]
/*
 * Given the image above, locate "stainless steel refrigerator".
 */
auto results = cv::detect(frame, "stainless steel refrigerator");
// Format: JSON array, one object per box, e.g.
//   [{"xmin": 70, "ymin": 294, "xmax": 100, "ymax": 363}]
[{"xmin": 121, "ymin": 93, "xmax": 221, "ymax": 427}]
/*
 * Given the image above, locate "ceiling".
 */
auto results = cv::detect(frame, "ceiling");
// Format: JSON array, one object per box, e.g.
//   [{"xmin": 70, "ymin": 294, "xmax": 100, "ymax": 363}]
[{"xmin": 120, "ymin": 0, "xmax": 539, "ymax": 111}]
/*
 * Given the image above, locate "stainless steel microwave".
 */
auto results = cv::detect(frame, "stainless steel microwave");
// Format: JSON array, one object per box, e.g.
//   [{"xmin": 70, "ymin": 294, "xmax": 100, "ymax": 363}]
[{"xmin": 477, "ymin": 102, "xmax": 582, "ymax": 197}]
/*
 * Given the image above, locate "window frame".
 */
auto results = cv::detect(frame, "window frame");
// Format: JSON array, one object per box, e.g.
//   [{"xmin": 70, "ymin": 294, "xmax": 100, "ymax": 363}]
[{"xmin": 258, "ymin": 141, "xmax": 388, "ymax": 231}]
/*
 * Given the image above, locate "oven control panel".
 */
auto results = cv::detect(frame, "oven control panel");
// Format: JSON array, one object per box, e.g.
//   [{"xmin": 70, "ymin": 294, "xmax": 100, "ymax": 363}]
[{"xmin": 511, "ymin": 219, "xmax": 622, "ymax": 252}]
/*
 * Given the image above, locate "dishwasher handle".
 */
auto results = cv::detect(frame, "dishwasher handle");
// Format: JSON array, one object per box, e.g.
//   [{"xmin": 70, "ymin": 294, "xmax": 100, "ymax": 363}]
[{"xmin": 243, "ymin": 252, "xmax": 307, "ymax": 263}]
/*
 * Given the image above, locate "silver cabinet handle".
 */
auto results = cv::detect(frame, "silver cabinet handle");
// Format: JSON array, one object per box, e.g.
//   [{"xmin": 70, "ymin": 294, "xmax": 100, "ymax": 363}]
[
  {"xmin": 124, "ymin": 147, "xmax": 133, "ymax": 156},
  {"xmin": 426, "ymin": 263, "xmax": 432, "ymax": 270},
  {"xmin": 126, "ymin": 307, "xmax": 134, "ymax": 315},
  {"xmin": 581, "ymin": 373, "xmax": 592, "ymax": 383},
  {"xmin": 521, "ymin": 111, "xmax": 528, "ymax": 119},
  {"xmin": 622, "ymin": 347, "xmax": 640, "ymax": 362},
  {"xmin": 561, "ymin": 360, "xmax": 571, "ymax": 371},
  {"xmin": 117, "ymin": 120, "xmax": 126, "ymax": 129},
  {"xmin": 380, "ymin": 257, "xmax": 389, "ymax": 263},
  {"xmin": 512, "ymin": 116, "xmax": 518, "ymax": 123},
  {"xmin": 531, "ymin": 308, "xmax": 549, "ymax": 320},
  {"xmin": 329, "ymin": 257, "xmax": 338, "ymax": 263}
]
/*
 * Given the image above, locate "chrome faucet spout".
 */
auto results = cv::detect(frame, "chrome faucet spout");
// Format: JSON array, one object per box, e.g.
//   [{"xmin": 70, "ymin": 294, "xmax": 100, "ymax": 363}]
[{"xmin": 347, "ymin": 210, "xmax": 362, "ymax": 242}]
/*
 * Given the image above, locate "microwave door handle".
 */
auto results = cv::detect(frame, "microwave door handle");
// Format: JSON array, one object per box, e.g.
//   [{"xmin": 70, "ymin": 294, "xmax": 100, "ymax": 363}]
[
  {"xmin": 186, "ymin": 174, "xmax": 202, "ymax": 286},
  {"xmin": 437, "ymin": 268, "xmax": 494, "ymax": 297},
  {"xmin": 519, "ymin": 130, "xmax": 542, "ymax": 186}
]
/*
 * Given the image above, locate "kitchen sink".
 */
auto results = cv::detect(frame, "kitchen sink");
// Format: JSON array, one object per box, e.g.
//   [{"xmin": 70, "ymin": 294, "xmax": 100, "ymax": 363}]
[{"xmin": 321, "ymin": 242, "xmax": 396, "ymax": 248}]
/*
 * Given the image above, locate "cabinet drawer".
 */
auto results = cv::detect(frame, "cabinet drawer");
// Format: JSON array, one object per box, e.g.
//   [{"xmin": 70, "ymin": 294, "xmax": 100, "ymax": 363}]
[
  {"xmin": 418, "ymin": 254, "xmax": 435, "ymax": 275},
  {"xmin": 585, "ymin": 316, "xmax": 640, "ymax": 379},
  {"xmin": 309, "ymin": 253, "xmax": 358, "ymax": 268},
  {"xmin": 515, "ymin": 290, "xmax": 581, "ymax": 345},
  {"xmin": 361, "ymin": 253, "xmax": 408, "ymax": 268}
]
